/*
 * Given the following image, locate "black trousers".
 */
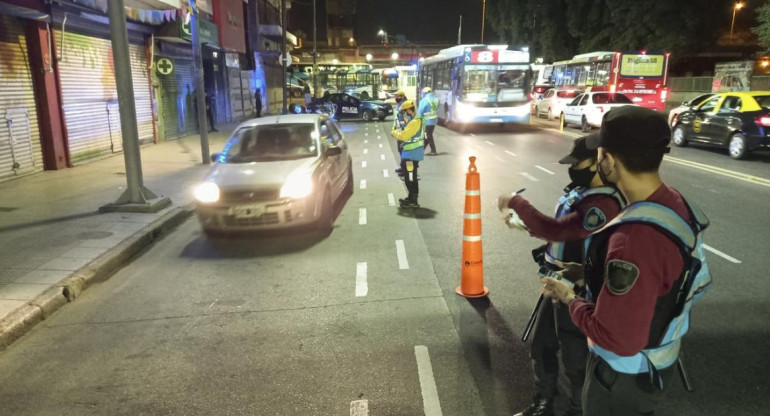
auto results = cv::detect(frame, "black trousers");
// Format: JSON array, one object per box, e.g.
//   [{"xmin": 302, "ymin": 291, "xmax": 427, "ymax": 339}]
[
  {"xmin": 424, "ymin": 125, "xmax": 436, "ymax": 153},
  {"xmin": 401, "ymin": 159, "xmax": 419, "ymax": 199},
  {"xmin": 582, "ymin": 354, "xmax": 674, "ymax": 416},
  {"xmin": 206, "ymin": 109, "xmax": 217, "ymax": 131},
  {"xmin": 255, "ymin": 103, "xmax": 262, "ymax": 118},
  {"xmin": 531, "ymin": 299, "xmax": 588, "ymax": 412}
]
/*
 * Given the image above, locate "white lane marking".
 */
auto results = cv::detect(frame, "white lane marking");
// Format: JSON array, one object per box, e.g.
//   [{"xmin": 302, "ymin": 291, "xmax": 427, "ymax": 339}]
[
  {"xmin": 377, "ymin": 135, "xmax": 382, "ymax": 139},
  {"xmin": 519, "ymin": 172, "xmax": 540, "ymax": 182},
  {"xmin": 535, "ymin": 165, "xmax": 555, "ymax": 175},
  {"xmin": 364, "ymin": 139, "xmax": 368, "ymax": 144},
  {"xmin": 470, "ymin": 133, "xmax": 476, "ymax": 136},
  {"xmin": 704, "ymin": 244, "xmax": 742, "ymax": 264},
  {"xmin": 485, "ymin": 140, "xmax": 494, "ymax": 146},
  {"xmin": 362, "ymin": 161, "xmax": 367, "ymax": 168},
  {"xmin": 494, "ymin": 156, "xmax": 504, "ymax": 162},
  {"xmin": 359, "ymin": 208, "xmax": 367, "ymax": 225},
  {"xmin": 355, "ymin": 262, "xmax": 368, "ymax": 297},
  {"xmin": 396, "ymin": 240, "xmax": 409, "ymax": 270},
  {"xmin": 388, "ymin": 193, "xmax": 395, "ymax": 206},
  {"xmin": 379, "ymin": 143, "xmax": 383, "ymax": 148},
  {"xmin": 360, "ymin": 179, "xmax": 367, "ymax": 189},
  {"xmin": 383, "ymin": 169, "xmax": 389, "ymax": 178},
  {"xmin": 505, "ymin": 150, "xmax": 517, "ymax": 157},
  {"xmin": 414, "ymin": 346, "xmax": 443, "ymax": 416},
  {"xmin": 380, "ymin": 154, "xmax": 385, "ymax": 160},
  {"xmin": 350, "ymin": 400, "xmax": 369, "ymax": 416},
  {"xmin": 365, "ymin": 133, "xmax": 369, "ymax": 136}
]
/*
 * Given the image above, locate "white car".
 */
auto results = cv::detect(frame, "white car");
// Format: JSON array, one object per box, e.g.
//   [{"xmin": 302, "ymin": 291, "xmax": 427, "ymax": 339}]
[
  {"xmin": 667, "ymin": 93, "xmax": 715, "ymax": 126},
  {"xmin": 561, "ymin": 92, "xmax": 635, "ymax": 132},
  {"xmin": 194, "ymin": 114, "xmax": 353, "ymax": 235},
  {"xmin": 535, "ymin": 88, "xmax": 581, "ymax": 120}
]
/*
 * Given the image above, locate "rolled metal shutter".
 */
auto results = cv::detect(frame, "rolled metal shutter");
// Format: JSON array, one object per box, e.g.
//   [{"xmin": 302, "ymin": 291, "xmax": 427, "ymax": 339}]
[
  {"xmin": 55, "ymin": 30, "xmax": 152, "ymax": 164},
  {"xmin": 228, "ymin": 67, "xmax": 243, "ymax": 120},
  {"xmin": 157, "ymin": 56, "xmax": 197, "ymax": 140},
  {"xmin": 0, "ymin": 16, "xmax": 44, "ymax": 181}
]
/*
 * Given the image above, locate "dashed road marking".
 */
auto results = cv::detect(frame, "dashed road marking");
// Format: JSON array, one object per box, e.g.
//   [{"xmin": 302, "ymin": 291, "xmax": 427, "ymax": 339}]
[
  {"xmin": 396, "ymin": 240, "xmax": 409, "ymax": 269},
  {"xmin": 388, "ymin": 193, "xmax": 395, "ymax": 206},
  {"xmin": 380, "ymin": 154, "xmax": 385, "ymax": 160},
  {"xmin": 415, "ymin": 346, "xmax": 443, "ymax": 416},
  {"xmin": 704, "ymin": 244, "xmax": 742, "ymax": 264},
  {"xmin": 362, "ymin": 161, "xmax": 367, "ymax": 168},
  {"xmin": 355, "ymin": 262, "xmax": 368, "ymax": 297},
  {"xmin": 364, "ymin": 139, "xmax": 368, "ymax": 144},
  {"xmin": 520, "ymin": 172, "xmax": 540, "ymax": 182},
  {"xmin": 383, "ymin": 169, "xmax": 389, "ymax": 178},
  {"xmin": 350, "ymin": 400, "xmax": 368, "ymax": 416},
  {"xmin": 379, "ymin": 143, "xmax": 383, "ymax": 148},
  {"xmin": 363, "ymin": 149, "xmax": 368, "ymax": 154},
  {"xmin": 485, "ymin": 140, "xmax": 495, "ymax": 146},
  {"xmin": 360, "ymin": 179, "xmax": 367, "ymax": 189},
  {"xmin": 359, "ymin": 208, "xmax": 367, "ymax": 225},
  {"xmin": 494, "ymin": 156, "xmax": 504, "ymax": 162},
  {"xmin": 664, "ymin": 156, "xmax": 770, "ymax": 188},
  {"xmin": 505, "ymin": 151, "xmax": 517, "ymax": 157},
  {"xmin": 535, "ymin": 165, "xmax": 555, "ymax": 175}
]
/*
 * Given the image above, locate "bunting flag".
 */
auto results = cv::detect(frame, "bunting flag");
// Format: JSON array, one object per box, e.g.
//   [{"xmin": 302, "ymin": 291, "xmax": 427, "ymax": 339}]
[{"xmin": 70, "ymin": 0, "xmax": 181, "ymax": 26}]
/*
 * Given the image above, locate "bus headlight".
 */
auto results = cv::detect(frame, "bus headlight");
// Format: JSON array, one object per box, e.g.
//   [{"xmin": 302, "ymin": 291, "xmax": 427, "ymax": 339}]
[{"xmin": 194, "ymin": 182, "xmax": 220, "ymax": 203}]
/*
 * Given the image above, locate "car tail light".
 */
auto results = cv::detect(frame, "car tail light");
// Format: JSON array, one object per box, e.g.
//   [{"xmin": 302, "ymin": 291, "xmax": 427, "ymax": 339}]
[{"xmin": 755, "ymin": 115, "xmax": 770, "ymax": 127}]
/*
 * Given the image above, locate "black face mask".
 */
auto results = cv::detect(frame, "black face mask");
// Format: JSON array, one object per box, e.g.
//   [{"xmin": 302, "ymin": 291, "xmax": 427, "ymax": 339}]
[
  {"xmin": 568, "ymin": 165, "xmax": 596, "ymax": 188},
  {"xmin": 395, "ymin": 96, "xmax": 404, "ymax": 103},
  {"xmin": 597, "ymin": 156, "xmax": 615, "ymax": 186}
]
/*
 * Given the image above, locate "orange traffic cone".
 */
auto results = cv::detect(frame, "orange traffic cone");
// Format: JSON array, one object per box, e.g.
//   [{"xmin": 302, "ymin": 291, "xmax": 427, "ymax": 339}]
[{"xmin": 456, "ymin": 156, "xmax": 489, "ymax": 298}]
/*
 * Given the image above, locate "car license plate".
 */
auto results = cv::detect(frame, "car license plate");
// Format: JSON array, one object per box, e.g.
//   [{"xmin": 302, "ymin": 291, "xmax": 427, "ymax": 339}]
[
  {"xmin": 491, "ymin": 118, "xmax": 503, "ymax": 123},
  {"xmin": 230, "ymin": 205, "xmax": 265, "ymax": 218}
]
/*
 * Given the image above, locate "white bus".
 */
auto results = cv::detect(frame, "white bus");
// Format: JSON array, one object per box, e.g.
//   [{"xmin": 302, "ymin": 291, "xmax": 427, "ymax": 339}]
[
  {"xmin": 418, "ymin": 45, "xmax": 532, "ymax": 126},
  {"xmin": 394, "ymin": 65, "xmax": 418, "ymax": 100}
]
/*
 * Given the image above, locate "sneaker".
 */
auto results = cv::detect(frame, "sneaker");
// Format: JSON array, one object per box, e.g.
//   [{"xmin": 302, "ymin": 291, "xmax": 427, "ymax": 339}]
[
  {"xmin": 513, "ymin": 397, "xmax": 554, "ymax": 416},
  {"xmin": 398, "ymin": 196, "xmax": 411, "ymax": 204},
  {"xmin": 400, "ymin": 200, "xmax": 420, "ymax": 208}
]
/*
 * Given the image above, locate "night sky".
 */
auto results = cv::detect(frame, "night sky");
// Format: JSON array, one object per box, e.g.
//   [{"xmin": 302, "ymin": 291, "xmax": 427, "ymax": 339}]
[{"xmin": 290, "ymin": 0, "xmax": 484, "ymax": 45}]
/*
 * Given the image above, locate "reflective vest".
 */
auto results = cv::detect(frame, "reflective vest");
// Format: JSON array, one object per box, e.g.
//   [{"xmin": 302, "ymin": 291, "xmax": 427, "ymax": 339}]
[
  {"xmin": 394, "ymin": 101, "xmax": 405, "ymax": 129},
  {"xmin": 402, "ymin": 116, "xmax": 426, "ymax": 151},
  {"xmin": 423, "ymin": 94, "xmax": 439, "ymax": 120},
  {"xmin": 545, "ymin": 186, "xmax": 625, "ymax": 265},
  {"xmin": 583, "ymin": 195, "xmax": 711, "ymax": 388}
]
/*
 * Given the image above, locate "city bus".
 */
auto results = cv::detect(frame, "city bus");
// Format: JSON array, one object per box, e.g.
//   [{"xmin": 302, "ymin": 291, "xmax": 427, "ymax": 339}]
[
  {"xmin": 418, "ymin": 44, "xmax": 532, "ymax": 127},
  {"xmin": 394, "ymin": 65, "xmax": 417, "ymax": 100},
  {"xmin": 549, "ymin": 51, "xmax": 671, "ymax": 112},
  {"xmin": 289, "ymin": 63, "xmax": 378, "ymax": 98}
]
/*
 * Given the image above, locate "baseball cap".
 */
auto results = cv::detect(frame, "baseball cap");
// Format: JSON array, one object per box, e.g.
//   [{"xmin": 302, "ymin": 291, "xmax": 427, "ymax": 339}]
[
  {"xmin": 586, "ymin": 106, "xmax": 671, "ymax": 154},
  {"xmin": 559, "ymin": 135, "xmax": 597, "ymax": 164}
]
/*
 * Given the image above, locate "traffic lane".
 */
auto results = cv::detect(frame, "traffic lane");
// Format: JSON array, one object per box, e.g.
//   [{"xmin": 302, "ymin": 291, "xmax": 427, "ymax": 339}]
[{"xmin": 414, "ymin": 126, "xmax": 769, "ymax": 414}]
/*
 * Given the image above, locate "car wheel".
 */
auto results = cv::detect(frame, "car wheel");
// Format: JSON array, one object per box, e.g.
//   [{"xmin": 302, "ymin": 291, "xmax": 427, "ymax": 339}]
[
  {"xmin": 291, "ymin": 88, "xmax": 302, "ymax": 98},
  {"xmin": 316, "ymin": 189, "xmax": 334, "ymax": 235},
  {"xmin": 547, "ymin": 108, "xmax": 554, "ymax": 121},
  {"xmin": 672, "ymin": 125, "xmax": 689, "ymax": 147},
  {"xmin": 729, "ymin": 133, "xmax": 748, "ymax": 159},
  {"xmin": 362, "ymin": 110, "xmax": 373, "ymax": 122},
  {"xmin": 581, "ymin": 116, "xmax": 591, "ymax": 132}
]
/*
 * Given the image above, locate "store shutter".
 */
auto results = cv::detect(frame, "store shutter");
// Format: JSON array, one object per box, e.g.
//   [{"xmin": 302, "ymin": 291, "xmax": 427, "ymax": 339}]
[
  {"xmin": 0, "ymin": 16, "xmax": 44, "ymax": 181},
  {"xmin": 55, "ymin": 30, "xmax": 152, "ymax": 164},
  {"xmin": 156, "ymin": 56, "xmax": 198, "ymax": 140},
  {"xmin": 228, "ymin": 67, "xmax": 243, "ymax": 120}
]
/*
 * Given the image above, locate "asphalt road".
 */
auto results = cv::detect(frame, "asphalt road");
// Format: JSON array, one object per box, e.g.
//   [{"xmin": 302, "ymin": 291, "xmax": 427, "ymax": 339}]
[{"xmin": 0, "ymin": 117, "xmax": 768, "ymax": 415}]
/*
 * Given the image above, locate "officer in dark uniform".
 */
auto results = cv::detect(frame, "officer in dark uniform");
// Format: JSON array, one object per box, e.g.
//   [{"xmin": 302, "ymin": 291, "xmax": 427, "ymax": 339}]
[
  {"xmin": 205, "ymin": 92, "xmax": 217, "ymax": 132},
  {"xmin": 498, "ymin": 137, "xmax": 625, "ymax": 416},
  {"xmin": 542, "ymin": 106, "xmax": 703, "ymax": 415}
]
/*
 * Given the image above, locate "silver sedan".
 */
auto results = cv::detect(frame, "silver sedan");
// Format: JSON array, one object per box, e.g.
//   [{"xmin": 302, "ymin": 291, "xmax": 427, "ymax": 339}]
[{"xmin": 194, "ymin": 114, "xmax": 353, "ymax": 235}]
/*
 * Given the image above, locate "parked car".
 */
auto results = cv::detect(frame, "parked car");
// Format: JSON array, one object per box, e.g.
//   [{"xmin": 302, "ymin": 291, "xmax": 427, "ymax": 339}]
[
  {"xmin": 668, "ymin": 93, "xmax": 715, "ymax": 126},
  {"xmin": 194, "ymin": 114, "xmax": 353, "ymax": 235},
  {"xmin": 535, "ymin": 88, "xmax": 581, "ymax": 120},
  {"xmin": 561, "ymin": 92, "xmax": 635, "ymax": 132},
  {"xmin": 315, "ymin": 93, "xmax": 393, "ymax": 121},
  {"xmin": 671, "ymin": 91, "xmax": 770, "ymax": 159}
]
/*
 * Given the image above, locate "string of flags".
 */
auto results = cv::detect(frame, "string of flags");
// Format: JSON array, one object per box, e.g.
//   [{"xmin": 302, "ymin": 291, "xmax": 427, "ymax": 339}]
[{"xmin": 70, "ymin": 0, "xmax": 191, "ymax": 26}]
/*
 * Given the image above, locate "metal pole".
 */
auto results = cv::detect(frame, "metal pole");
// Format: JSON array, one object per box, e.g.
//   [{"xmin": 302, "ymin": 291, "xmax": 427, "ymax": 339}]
[
  {"xmin": 458, "ymin": 14, "xmax": 462, "ymax": 45},
  {"xmin": 281, "ymin": 0, "xmax": 288, "ymax": 114},
  {"xmin": 106, "ymin": 0, "xmax": 151, "ymax": 204},
  {"xmin": 191, "ymin": 3, "xmax": 210, "ymax": 164},
  {"xmin": 481, "ymin": 0, "xmax": 486, "ymax": 44},
  {"xmin": 730, "ymin": 7, "xmax": 737, "ymax": 39},
  {"xmin": 313, "ymin": 0, "xmax": 318, "ymax": 98}
]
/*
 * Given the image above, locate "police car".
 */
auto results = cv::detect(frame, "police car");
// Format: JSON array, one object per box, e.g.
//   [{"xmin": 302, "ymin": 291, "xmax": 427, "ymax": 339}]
[
  {"xmin": 671, "ymin": 91, "xmax": 770, "ymax": 159},
  {"xmin": 318, "ymin": 93, "xmax": 393, "ymax": 122}
]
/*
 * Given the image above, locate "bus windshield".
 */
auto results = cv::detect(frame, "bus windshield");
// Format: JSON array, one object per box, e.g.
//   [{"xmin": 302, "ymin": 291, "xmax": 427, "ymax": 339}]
[{"xmin": 462, "ymin": 64, "xmax": 528, "ymax": 104}]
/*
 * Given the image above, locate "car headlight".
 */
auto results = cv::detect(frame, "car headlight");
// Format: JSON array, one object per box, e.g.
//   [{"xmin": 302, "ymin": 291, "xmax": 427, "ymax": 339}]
[
  {"xmin": 194, "ymin": 182, "xmax": 220, "ymax": 203},
  {"xmin": 280, "ymin": 172, "xmax": 314, "ymax": 199}
]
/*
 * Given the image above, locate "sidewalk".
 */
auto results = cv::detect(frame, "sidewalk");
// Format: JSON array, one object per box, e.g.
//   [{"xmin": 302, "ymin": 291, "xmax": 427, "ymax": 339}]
[{"xmin": 0, "ymin": 126, "xmax": 235, "ymax": 350}]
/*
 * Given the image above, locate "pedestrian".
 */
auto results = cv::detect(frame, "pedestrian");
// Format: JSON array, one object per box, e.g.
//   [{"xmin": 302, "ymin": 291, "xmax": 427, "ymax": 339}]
[
  {"xmin": 304, "ymin": 83, "xmax": 312, "ymax": 107},
  {"xmin": 541, "ymin": 106, "xmax": 711, "ymax": 416},
  {"xmin": 205, "ymin": 92, "xmax": 217, "ymax": 132},
  {"xmin": 390, "ymin": 100, "xmax": 424, "ymax": 208},
  {"xmin": 255, "ymin": 88, "xmax": 262, "ymax": 118},
  {"xmin": 393, "ymin": 90, "xmax": 407, "ymax": 177},
  {"xmin": 418, "ymin": 87, "xmax": 439, "ymax": 155},
  {"xmin": 497, "ymin": 136, "xmax": 625, "ymax": 416}
]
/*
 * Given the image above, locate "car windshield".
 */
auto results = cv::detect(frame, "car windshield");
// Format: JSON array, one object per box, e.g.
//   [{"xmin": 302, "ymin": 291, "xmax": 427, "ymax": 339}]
[
  {"xmin": 592, "ymin": 93, "xmax": 632, "ymax": 104},
  {"xmin": 752, "ymin": 95, "xmax": 770, "ymax": 110},
  {"xmin": 220, "ymin": 124, "xmax": 317, "ymax": 163},
  {"xmin": 462, "ymin": 64, "xmax": 529, "ymax": 104}
]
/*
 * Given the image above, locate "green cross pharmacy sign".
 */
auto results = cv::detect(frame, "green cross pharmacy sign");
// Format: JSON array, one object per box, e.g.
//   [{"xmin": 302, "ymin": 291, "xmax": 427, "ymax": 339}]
[{"xmin": 156, "ymin": 58, "xmax": 174, "ymax": 75}]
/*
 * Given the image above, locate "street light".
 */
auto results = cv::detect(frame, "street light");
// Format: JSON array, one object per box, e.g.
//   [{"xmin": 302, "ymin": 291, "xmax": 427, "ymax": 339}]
[
  {"xmin": 378, "ymin": 29, "xmax": 388, "ymax": 44},
  {"xmin": 731, "ymin": 2, "xmax": 744, "ymax": 39},
  {"xmin": 391, "ymin": 52, "xmax": 399, "ymax": 60},
  {"xmin": 366, "ymin": 53, "xmax": 373, "ymax": 62},
  {"xmin": 332, "ymin": 58, "xmax": 339, "ymax": 64}
]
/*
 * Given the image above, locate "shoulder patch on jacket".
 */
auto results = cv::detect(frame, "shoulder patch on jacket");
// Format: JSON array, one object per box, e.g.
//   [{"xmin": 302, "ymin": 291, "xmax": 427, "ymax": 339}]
[
  {"xmin": 583, "ymin": 206, "xmax": 607, "ymax": 231},
  {"xmin": 604, "ymin": 259, "xmax": 640, "ymax": 295}
]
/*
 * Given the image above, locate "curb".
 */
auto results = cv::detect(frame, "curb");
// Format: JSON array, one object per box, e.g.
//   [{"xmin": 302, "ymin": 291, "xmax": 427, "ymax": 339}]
[{"xmin": 0, "ymin": 202, "xmax": 196, "ymax": 351}]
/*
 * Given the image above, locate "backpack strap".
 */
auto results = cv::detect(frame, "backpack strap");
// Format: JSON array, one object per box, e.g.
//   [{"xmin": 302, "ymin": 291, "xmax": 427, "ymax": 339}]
[{"xmin": 599, "ymin": 201, "xmax": 696, "ymax": 251}]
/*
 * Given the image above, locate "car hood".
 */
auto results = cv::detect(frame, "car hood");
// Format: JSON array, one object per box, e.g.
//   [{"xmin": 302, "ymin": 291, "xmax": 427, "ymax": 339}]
[
  {"xmin": 206, "ymin": 157, "xmax": 317, "ymax": 189},
  {"xmin": 363, "ymin": 100, "xmax": 388, "ymax": 106}
]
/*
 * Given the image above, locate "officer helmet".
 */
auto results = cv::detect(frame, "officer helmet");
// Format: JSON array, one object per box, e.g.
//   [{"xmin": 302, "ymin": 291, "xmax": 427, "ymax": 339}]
[
  {"xmin": 422, "ymin": 87, "xmax": 432, "ymax": 94},
  {"xmin": 400, "ymin": 100, "xmax": 416, "ymax": 111}
]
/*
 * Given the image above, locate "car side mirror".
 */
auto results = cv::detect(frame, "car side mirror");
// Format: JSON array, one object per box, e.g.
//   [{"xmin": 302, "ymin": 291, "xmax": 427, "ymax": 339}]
[
  {"xmin": 326, "ymin": 146, "xmax": 342, "ymax": 157},
  {"xmin": 682, "ymin": 101, "xmax": 690, "ymax": 107},
  {"xmin": 210, "ymin": 152, "xmax": 220, "ymax": 163}
]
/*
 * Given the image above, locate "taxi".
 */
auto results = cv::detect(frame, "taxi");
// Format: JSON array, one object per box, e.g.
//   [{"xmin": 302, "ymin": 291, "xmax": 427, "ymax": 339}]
[{"xmin": 671, "ymin": 91, "xmax": 770, "ymax": 159}]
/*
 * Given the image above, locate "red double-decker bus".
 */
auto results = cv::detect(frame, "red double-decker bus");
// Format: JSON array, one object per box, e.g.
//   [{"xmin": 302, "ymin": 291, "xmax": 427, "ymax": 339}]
[{"xmin": 548, "ymin": 51, "xmax": 671, "ymax": 112}]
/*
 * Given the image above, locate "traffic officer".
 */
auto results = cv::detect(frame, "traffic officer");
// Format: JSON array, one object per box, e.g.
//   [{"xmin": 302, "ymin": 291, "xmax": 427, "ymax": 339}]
[
  {"xmin": 391, "ymin": 100, "xmax": 424, "ymax": 208},
  {"xmin": 393, "ymin": 90, "xmax": 407, "ymax": 177},
  {"xmin": 497, "ymin": 137, "xmax": 625, "ymax": 416},
  {"xmin": 542, "ymin": 106, "xmax": 703, "ymax": 415},
  {"xmin": 418, "ymin": 87, "xmax": 439, "ymax": 155}
]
